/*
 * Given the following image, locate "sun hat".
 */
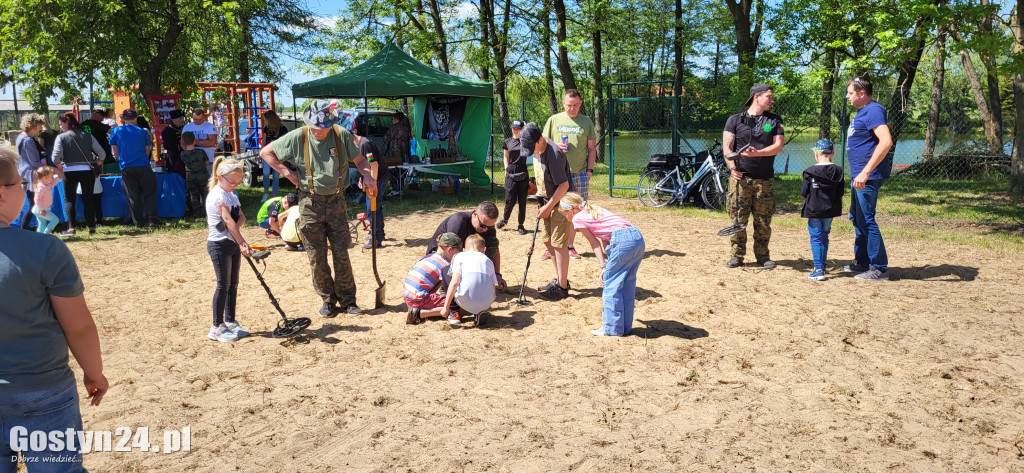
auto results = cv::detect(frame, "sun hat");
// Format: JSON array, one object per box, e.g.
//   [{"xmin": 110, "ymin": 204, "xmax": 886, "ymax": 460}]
[{"xmin": 302, "ymin": 100, "xmax": 341, "ymax": 129}]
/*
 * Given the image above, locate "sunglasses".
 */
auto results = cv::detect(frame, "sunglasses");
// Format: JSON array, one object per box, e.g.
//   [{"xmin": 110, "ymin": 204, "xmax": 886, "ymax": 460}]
[{"xmin": 474, "ymin": 213, "xmax": 492, "ymax": 230}]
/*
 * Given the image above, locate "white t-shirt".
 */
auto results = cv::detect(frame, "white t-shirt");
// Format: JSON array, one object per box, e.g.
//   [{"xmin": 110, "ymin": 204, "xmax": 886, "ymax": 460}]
[
  {"xmin": 183, "ymin": 121, "xmax": 218, "ymax": 161},
  {"xmin": 206, "ymin": 185, "xmax": 240, "ymax": 241},
  {"xmin": 450, "ymin": 250, "xmax": 497, "ymax": 315}
]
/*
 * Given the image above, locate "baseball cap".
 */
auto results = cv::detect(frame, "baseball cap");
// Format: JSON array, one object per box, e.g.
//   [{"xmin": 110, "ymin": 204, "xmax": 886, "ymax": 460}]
[
  {"xmin": 302, "ymin": 99, "xmax": 341, "ymax": 129},
  {"xmin": 168, "ymin": 109, "xmax": 185, "ymax": 119},
  {"xmin": 120, "ymin": 109, "xmax": 139, "ymax": 120},
  {"xmin": 437, "ymin": 232, "xmax": 463, "ymax": 249},
  {"xmin": 744, "ymin": 83, "xmax": 772, "ymax": 106},
  {"xmin": 511, "ymin": 119, "xmax": 525, "ymax": 129},
  {"xmin": 811, "ymin": 139, "xmax": 834, "ymax": 154},
  {"xmin": 518, "ymin": 123, "xmax": 542, "ymax": 152}
]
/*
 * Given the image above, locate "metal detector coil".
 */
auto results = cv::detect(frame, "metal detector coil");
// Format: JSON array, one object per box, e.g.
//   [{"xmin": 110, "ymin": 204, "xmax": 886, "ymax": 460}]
[{"xmin": 244, "ymin": 251, "xmax": 311, "ymax": 339}]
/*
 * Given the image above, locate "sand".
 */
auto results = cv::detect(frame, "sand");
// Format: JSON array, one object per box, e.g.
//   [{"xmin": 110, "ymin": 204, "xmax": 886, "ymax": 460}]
[{"xmin": 62, "ymin": 195, "xmax": 1024, "ymax": 472}]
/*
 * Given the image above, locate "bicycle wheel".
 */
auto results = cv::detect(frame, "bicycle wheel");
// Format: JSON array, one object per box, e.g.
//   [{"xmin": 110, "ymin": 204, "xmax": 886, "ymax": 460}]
[
  {"xmin": 698, "ymin": 163, "xmax": 728, "ymax": 210},
  {"xmin": 637, "ymin": 169, "xmax": 675, "ymax": 207}
]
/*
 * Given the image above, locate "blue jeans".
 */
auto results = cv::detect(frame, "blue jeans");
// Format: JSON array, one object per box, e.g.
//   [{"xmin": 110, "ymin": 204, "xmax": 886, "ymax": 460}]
[
  {"xmin": 32, "ymin": 206, "xmax": 59, "ymax": 234},
  {"xmin": 849, "ymin": 179, "xmax": 888, "ymax": 271},
  {"xmin": 1, "ymin": 377, "xmax": 88, "ymax": 473},
  {"xmin": 602, "ymin": 227, "xmax": 645, "ymax": 336},
  {"xmin": 807, "ymin": 218, "xmax": 832, "ymax": 270},
  {"xmin": 261, "ymin": 161, "xmax": 278, "ymax": 196}
]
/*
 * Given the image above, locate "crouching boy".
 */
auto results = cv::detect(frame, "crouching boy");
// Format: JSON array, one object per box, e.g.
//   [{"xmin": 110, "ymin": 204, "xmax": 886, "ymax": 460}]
[
  {"xmin": 403, "ymin": 232, "xmax": 462, "ymax": 324},
  {"xmin": 257, "ymin": 193, "xmax": 297, "ymax": 238},
  {"xmin": 442, "ymin": 234, "xmax": 498, "ymax": 327}
]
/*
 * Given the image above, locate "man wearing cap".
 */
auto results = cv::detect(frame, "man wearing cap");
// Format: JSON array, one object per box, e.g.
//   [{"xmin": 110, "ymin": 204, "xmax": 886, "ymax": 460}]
[
  {"xmin": 722, "ymin": 83, "xmax": 785, "ymax": 269},
  {"xmin": 110, "ymin": 109, "xmax": 159, "ymax": 227},
  {"xmin": 519, "ymin": 122, "xmax": 574, "ymax": 300},
  {"xmin": 425, "ymin": 202, "xmax": 507, "ymax": 291},
  {"xmin": 260, "ymin": 100, "xmax": 377, "ymax": 317},
  {"xmin": 161, "ymin": 110, "xmax": 187, "ymax": 179},
  {"xmin": 496, "ymin": 119, "xmax": 529, "ymax": 235},
  {"xmin": 540, "ymin": 89, "xmax": 596, "ymax": 261},
  {"xmin": 183, "ymin": 108, "xmax": 218, "ymax": 163}
]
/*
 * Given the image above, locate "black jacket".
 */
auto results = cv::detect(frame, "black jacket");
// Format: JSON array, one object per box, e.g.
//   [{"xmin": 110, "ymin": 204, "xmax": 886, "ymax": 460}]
[{"xmin": 801, "ymin": 163, "xmax": 845, "ymax": 218}]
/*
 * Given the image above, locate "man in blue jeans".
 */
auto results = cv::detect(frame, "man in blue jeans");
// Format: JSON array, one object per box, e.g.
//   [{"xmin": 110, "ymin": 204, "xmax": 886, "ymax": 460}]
[{"xmin": 843, "ymin": 76, "xmax": 893, "ymax": 281}]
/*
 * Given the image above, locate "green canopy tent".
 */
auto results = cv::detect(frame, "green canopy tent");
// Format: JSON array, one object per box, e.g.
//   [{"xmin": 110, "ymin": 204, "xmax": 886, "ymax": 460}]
[{"xmin": 292, "ymin": 43, "xmax": 494, "ymax": 187}]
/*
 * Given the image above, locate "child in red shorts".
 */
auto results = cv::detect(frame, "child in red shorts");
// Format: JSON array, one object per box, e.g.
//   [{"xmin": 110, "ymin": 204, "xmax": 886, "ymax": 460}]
[{"xmin": 403, "ymin": 232, "xmax": 462, "ymax": 324}]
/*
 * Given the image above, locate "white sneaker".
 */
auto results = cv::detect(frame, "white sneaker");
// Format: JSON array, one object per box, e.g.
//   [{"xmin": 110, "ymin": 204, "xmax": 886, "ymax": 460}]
[
  {"xmin": 224, "ymin": 321, "xmax": 249, "ymax": 338},
  {"xmin": 207, "ymin": 324, "xmax": 238, "ymax": 342}
]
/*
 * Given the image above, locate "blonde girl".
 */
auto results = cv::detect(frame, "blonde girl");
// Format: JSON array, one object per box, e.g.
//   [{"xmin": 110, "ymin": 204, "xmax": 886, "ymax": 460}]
[
  {"xmin": 559, "ymin": 192, "xmax": 645, "ymax": 337},
  {"xmin": 205, "ymin": 157, "xmax": 251, "ymax": 342},
  {"xmin": 31, "ymin": 166, "xmax": 62, "ymax": 234}
]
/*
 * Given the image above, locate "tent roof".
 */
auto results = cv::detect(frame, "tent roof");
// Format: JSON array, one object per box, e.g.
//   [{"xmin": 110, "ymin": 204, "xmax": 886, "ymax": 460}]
[{"xmin": 292, "ymin": 43, "xmax": 493, "ymax": 99}]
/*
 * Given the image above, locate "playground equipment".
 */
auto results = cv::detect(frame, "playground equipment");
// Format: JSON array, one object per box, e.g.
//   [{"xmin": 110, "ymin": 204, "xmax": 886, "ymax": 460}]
[{"xmin": 195, "ymin": 82, "xmax": 278, "ymax": 186}]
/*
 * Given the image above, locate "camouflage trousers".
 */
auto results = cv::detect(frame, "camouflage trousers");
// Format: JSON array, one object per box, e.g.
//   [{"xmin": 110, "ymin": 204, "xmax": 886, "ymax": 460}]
[
  {"xmin": 298, "ymin": 191, "xmax": 357, "ymax": 306},
  {"xmin": 726, "ymin": 177, "xmax": 775, "ymax": 260}
]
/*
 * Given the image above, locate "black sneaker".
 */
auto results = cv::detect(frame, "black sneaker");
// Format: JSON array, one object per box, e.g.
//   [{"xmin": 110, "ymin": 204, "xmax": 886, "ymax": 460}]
[
  {"xmin": 537, "ymin": 278, "xmax": 571, "ymax": 292},
  {"xmin": 473, "ymin": 311, "xmax": 486, "ymax": 327},
  {"xmin": 539, "ymin": 284, "xmax": 569, "ymax": 301},
  {"xmin": 342, "ymin": 304, "xmax": 362, "ymax": 316},
  {"xmin": 406, "ymin": 307, "xmax": 422, "ymax": 325},
  {"xmin": 495, "ymin": 219, "xmax": 507, "ymax": 230},
  {"xmin": 319, "ymin": 300, "xmax": 337, "ymax": 318},
  {"xmin": 756, "ymin": 258, "xmax": 776, "ymax": 269},
  {"xmin": 842, "ymin": 263, "xmax": 869, "ymax": 273},
  {"xmin": 517, "ymin": 226, "xmax": 527, "ymax": 235},
  {"xmin": 726, "ymin": 257, "xmax": 743, "ymax": 268}
]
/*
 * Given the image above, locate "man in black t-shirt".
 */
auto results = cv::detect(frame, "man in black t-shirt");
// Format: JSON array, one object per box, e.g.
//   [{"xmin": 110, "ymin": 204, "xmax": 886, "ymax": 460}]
[
  {"xmin": 497, "ymin": 119, "xmax": 529, "ymax": 234},
  {"xmin": 160, "ymin": 110, "xmax": 186, "ymax": 178},
  {"xmin": 426, "ymin": 202, "xmax": 507, "ymax": 291},
  {"xmin": 354, "ymin": 130, "xmax": 387, "ymax": 249},
  {"xmin": 81, "ymin": 109, "xmax": 113, "ymax": 164},
  {"xmin": 722, "ymin": 83, "xmax": 785, "ymax": 269}
]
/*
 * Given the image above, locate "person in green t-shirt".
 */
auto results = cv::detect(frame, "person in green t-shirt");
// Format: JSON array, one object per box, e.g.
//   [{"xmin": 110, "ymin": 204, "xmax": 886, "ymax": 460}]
[
  {"xmin": 540, "ymin": 89, "xmax": 596, "ymax": 262},
  {"xmin": 256, "ymin": 193, "xmax": 297, "ymax": 238},
  {"xmin": 260, "ymin": 101, "xmax": 377, "ymax": 318}
]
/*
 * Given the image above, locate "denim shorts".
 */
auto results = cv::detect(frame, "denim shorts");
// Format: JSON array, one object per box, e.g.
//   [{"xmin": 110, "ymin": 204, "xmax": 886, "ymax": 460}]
[{"xmin": 1, "ymin": 376, "xmax": 87, "ymax": 472}]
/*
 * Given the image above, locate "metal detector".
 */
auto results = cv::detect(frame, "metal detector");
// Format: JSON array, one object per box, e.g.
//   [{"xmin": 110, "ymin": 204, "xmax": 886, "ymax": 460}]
[
  {"xmin": 718, "ymin": 115, "xmax": 755, "ymax": 237},
  {"xmin": 513, "ymin": 194, "xmax": 548, "ymax": 306},
  {"xmin": 245, "ymin": 250, "xmax": 312, "ymax": 338}
]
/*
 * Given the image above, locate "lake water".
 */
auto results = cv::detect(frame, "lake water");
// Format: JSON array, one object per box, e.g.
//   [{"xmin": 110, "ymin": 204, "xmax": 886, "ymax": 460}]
[{"xmin": 607, "ymin": 133, "xmax": 970, "ymax": 175}]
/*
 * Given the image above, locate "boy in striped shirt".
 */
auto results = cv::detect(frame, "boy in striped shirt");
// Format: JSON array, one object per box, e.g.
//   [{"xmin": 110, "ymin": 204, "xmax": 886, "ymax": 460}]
[{"xmin": 404, "ymin": 232, "xmax": 463, "ymax": 324}]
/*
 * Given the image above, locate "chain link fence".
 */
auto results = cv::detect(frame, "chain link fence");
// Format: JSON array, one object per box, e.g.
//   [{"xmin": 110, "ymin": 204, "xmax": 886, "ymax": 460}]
[{"xmin": 486, "ymin": 88, "xmax": 1021, "ymax": 226}]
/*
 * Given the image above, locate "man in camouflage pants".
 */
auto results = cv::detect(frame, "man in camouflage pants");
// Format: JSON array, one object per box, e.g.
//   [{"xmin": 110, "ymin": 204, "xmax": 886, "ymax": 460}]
[
  {"xmin": 722, "ymin": 84, "xmax": 785, "ymax": 268},
  {"xmin": 260, "ymin": 100, "xmax": 377, "ymax": 316}
]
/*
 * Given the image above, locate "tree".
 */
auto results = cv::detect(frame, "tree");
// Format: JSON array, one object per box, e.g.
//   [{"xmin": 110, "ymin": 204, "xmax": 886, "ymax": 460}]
[
  {"xmin": 723, "ymin": 0, "xmax": 765, "ymax": 94},
  {"xmin": 923, "ymin": 23, "xmax": 947, "ymax": 159},
  {"xmin": 1011, "ymin": 0, "xmax": 1024, "ymax": 198}
]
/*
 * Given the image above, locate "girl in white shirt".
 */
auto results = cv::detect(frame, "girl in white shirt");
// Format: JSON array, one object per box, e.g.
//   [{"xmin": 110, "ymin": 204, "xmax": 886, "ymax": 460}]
[{"xmin": 205, "ymin": 157, "xmax": 251, "ymax": 342}]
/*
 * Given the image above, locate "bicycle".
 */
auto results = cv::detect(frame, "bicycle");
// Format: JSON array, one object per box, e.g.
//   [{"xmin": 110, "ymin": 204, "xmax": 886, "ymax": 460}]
[{"xmin": 636, "ymin": 142, "xmax": 728, "ymax": 209}]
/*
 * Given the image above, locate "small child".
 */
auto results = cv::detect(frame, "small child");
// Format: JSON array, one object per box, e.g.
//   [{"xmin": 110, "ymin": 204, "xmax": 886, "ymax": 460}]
[
  {"xmin": 403, "ymin": 232, "xmax": 462, "ymax": 325},
  {"xmin": 800, "ymin": 139, "xmax": 846, "ymax": 281},
  {"xmin": 31, "ymin": 166, "xmax": 61, "ymax": 234},
  {"xmin": 443, "ymin": 234, "xmax": 498, "ymax": 327},
  {"xmin": 257, "ymin": 193, "xmax": 297, "ymax": 239},
  {"xmin": 181, "ymin": 131, "xmax": 211, "ymax": 218},
  {"xmin": 205, "ymin": 157, "xmax": 251, "ymax": 342}
]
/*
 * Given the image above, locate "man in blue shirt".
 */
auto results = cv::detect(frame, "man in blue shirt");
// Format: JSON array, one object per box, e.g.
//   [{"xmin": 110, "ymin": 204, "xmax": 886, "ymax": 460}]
[
  {"xmin": 110, "ymin": 109, "xmax": 159, "ymax": 227},
  {"xmin": 843, "ymin": 77, "xmax": 893, "ymax": 281}
]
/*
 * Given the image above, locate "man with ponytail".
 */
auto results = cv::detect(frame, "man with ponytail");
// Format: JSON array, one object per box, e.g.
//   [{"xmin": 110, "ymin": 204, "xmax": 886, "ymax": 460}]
[
  {"xmin": 558, "ymin": 192, "xmax": 645, "ymax": 336},
  {"xmin": 259, "ymin": 100, "xmax": 377, "ymax": 317}
]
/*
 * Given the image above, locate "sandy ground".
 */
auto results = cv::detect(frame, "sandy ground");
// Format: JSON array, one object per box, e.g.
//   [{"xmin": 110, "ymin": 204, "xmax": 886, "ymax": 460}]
[{"xmin": 56, "ymin": 194, "xmax": 1024, "ymax": 472}]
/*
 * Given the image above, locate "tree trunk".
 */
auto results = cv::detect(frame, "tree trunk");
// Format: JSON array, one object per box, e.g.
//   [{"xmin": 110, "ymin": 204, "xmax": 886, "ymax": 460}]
[
  {"xmin": 1011, "ymin": 2, "xmax": 1024, "ymax": 198},
  {"xmin": 592, "ymin": 26, "xmax": 605, "ymax": 163},
  {"xmin": 885, "ymin": 20, "xmax": 928, "ymax": 159},
  {"xmin": 553, "ymin": 0, "xmax": 576, "ymax": 91},
  {"xmin": 950, "ymin": 26, "xmax": 1003, "ymax": 155},
  {"xmin": 819, "ymin": 47, "xmax": 836, "ymax": 140},
  {"xmin": 673, "ymin": 0, "xmax": 683, "ymax": 96},
  {"xmin": 427, "ymin": 0, "xmax": 450, "ymax": 73},
  {"xmin": 980, "ymin": 0, "xmax": 1002, "ymax": 143},
  {"xmin": 137, "ymin": 1, "xmax": 183, "ymax": 96},
  {"xmin": 238, "ymin": 11, "xmax": 252, "ymax": 83},
  {"xmin": 723, "ymin": 0, "xmax": 762, "ymax": 96},
  {"xmin": 923, "ymin": 26, "xmax": 946, "ymax": 160},
  {"xmin": 541, "ymin": 0, "xmax": 558, "ymax": 115},
  {"xmin": 478, "ymin": 0, "xmax": 491, "ymax": 83}
]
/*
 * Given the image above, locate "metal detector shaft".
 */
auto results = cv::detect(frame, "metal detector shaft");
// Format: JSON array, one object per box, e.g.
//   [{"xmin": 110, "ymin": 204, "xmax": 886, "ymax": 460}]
[
  {"xmin": 244, "ymin": 256, "xmax": 289, "ymax": 322},
  {"xmin": 516, "ymin": 195, "xmax": 548, "ymax": 304}
]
